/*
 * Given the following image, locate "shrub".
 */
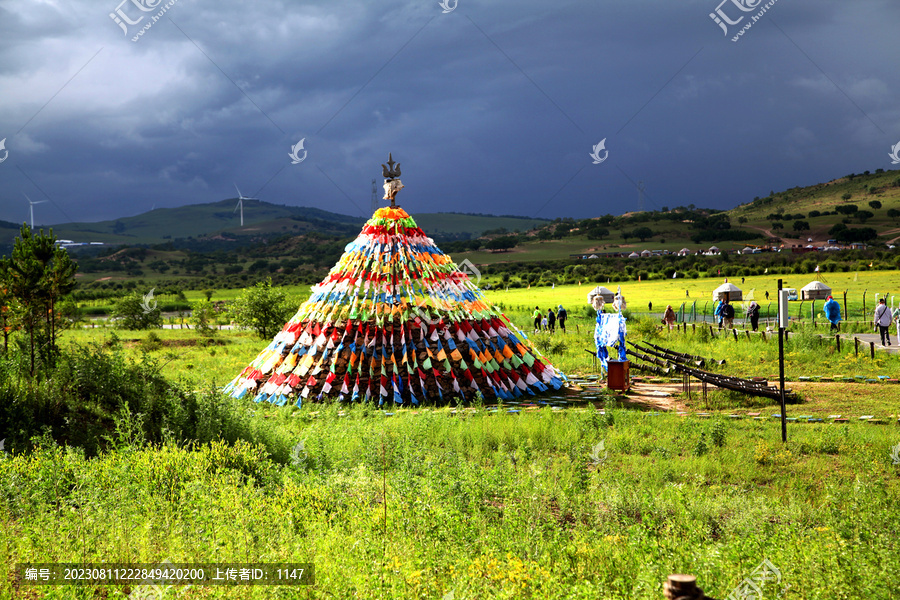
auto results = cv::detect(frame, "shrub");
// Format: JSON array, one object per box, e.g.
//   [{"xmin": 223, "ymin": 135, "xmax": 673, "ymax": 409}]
[
  {"xmin": 230, "ymin": 279, "xmax": 294, "ymax": 339},
  {"xmin": 0, "ymin": 345, "xmax": 290, "ymax": 458},
  {"xmin": 112, "ymin": 292, "xmax": 163, "ymax": 330}
]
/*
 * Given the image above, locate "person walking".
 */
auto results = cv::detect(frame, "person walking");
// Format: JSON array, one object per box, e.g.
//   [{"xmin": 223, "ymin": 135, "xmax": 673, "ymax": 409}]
[
  {"xmin": 765, "ymin": 290, "xmax": 769, "ymax": 301},
  {"xmin": 721, "ymin": 300, "xmax": 735, "ymax": 329},
  {"xmin": 648, "ymin": 301, "xmax": 653, "ymax": 313},
  {"xmin": 662, "ymin": 305, "xmax": 676, "ymax": 330},
  {"xmin": 532, "ymin": 306, "xmax": 542, "ymax": 332},
  {"xmin": 823, "ymin": 295, "xmax": 841, "ymax": 332},
  {"xmin": 557, "ymin": 305, "xmax": 568, "ymax": 333},
  {"xmin": 547, "ymin": 308, "xmax": 557, "ymax": 334},
  {"xmin": 746, "ymin": 300, "xmax": 760, "ymax": 331},
  {"xmin": 714, "ymin": 300, "xmax": 724, "ymax": 328},
  {"xmin": 874, "ymin": 298, "xmax": 891, "ymax": 346}
]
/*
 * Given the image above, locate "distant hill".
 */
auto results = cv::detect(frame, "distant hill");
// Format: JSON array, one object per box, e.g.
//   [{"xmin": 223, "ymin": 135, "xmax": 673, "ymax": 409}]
[
  {"xmin": 7, "ymin": 168, "xmax": 897, "ymax": 254},
  {"xmin": 728, "ymin": 168, "xmax": 900, "ymax": 244},
  {"xmin": 409, "ymin": 212, "xmax": 549, "ymax": 239},
  {"xmin": 0, "ymin": 200, "xmax": 365, "ymax": 249},
  {"xmin": 0, "ymin": 200, "xmax": 552, "ymax": 251}
]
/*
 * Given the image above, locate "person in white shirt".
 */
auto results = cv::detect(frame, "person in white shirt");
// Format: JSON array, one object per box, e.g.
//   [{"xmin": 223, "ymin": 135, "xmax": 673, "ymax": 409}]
[{"xmin": 873, "ymin": 298, "xmax": 892, "ymax": 346}]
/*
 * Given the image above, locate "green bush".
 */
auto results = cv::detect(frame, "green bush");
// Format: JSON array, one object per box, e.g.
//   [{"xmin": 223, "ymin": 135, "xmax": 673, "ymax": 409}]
[
  {"xmin": 0, "ymin": 344, "xmax": 290, "ymax": 458},
  {"xmin": 112, "ymin": 292, "xmax": 163, "ymax": 330}
]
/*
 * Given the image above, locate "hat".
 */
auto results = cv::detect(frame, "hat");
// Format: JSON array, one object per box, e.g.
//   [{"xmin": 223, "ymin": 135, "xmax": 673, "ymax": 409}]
[
  {"xmin": 558, "ymin": 304, "xmax": 563, "ymax": 310},
  {"xmin": 826, "ymin": 295, "xmax": 832, "ymax": 300}
]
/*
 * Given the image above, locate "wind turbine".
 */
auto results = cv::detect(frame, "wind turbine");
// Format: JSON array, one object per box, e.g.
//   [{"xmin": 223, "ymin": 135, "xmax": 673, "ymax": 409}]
[
  {"xmin": 233, "ymin": 184, "xmax": 259, "ymax": 227},
  {"xmin": 24, "ymin": 193, "xmax": 47, "ymax": 230}
]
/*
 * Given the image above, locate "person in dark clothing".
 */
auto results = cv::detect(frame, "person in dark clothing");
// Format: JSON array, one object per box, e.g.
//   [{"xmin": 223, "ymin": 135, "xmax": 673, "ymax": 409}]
[
  {"xmin": 648, "ymin": 301, "xmax": 653, "ymax": 312},
  {"xmin": 746, "ymin": 301, "xmax": 760, "ymax": 331},
  {"xmin": 721, "ymin": 301, "xmax": 735, "ymax": 329},
  {"xmin": 765, "ymin": 290, "xmax": 769, "ymax": 300},
  {"xmin": 557, "ymin": 305, "xmax": 568, "ymax": 333},
  {"xmin": 547, "ymin": 308, "xmax": 557, "ymax": 333}
]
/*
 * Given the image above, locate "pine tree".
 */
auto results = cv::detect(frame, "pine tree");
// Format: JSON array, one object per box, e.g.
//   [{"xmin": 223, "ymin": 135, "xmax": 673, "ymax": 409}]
[{"xmin": 1, "ymin": 225, "xmax": 77, "ymax": 373}]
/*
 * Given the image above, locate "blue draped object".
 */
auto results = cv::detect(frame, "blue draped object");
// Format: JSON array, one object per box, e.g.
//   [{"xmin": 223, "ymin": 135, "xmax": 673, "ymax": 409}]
[{"xmin": 594, "ymin": 312, "xmax": 627, "ymax": 372}]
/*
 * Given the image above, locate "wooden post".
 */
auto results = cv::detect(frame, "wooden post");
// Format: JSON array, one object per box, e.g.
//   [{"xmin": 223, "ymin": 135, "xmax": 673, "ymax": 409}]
[
  {"xmin": 732, "ymin": 329, "xmax": 738, "ymax": 341},
  {"xmin": 870, "ymin": 341, "xmax": 875, "ymax": 359},
  {"xmin": 854, "ymin": 337, "xmax": 859, "ymax": 356},
  {"xmin": 843, "ymin": 291, "xmax": 848, "ymax": 324},
  {"xmin": 709, "ymin": 324, "xmax": 714, "ymax": 337},
  {"xmin": 863, "ymin": 290, "xmax": 869, "ymax": 318},
  {"xmin": 835, "ymin": 335, "xmax": 840, "ymax": 352},
  {"xmin": 692, "ymin": 323, "xmax": 696, "ymax": 333},
  {"xmin": 745, "ymin": 330, "xmax": 751, "ymax": 341},
  {"xmin": 761, "ymin": 331, "xmax": 766, "ymax": 342},
  {"xmin": 664, "ymin": 574, "xmax": 709, "ymax": 600}
]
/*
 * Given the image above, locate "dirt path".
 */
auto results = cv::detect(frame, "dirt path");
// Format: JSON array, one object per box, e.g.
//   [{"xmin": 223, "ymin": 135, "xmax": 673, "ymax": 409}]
[
  {"xmin": 882, "ymin": 227, "xmax": 900, "ymax": 244},
  {"xmin": 747, "ymin": 225, "xmax": 776, "ymax": 240},
  {"xmin": 621, "ymin": 382, "xmax": 688, "ymax": 411}
]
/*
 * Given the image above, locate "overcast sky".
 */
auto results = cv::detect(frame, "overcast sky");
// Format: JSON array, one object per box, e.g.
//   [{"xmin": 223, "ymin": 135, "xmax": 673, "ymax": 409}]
[{"xmin": 0, "ymin": 0, "xmax": 898, "ymax": 226}]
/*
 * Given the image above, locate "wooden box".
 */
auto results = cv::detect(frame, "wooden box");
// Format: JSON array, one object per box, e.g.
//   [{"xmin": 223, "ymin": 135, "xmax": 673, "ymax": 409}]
[{"xmin": 607, "ymin": 360, "xmax": 630, "ymax": 392}]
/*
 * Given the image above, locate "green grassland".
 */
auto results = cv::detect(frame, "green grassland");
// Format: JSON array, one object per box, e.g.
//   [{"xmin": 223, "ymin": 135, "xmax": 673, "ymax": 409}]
[
  {"xmin": 2, "ymin": 339, "xmax": 900, "ymax": 599},
  {"xmin": 70, "ymin": 274, "xmax": 900, "ymax": 409},
  {"xmin": 5, "ymin": 248, "xmax": 900, "ymax": 598},
  {"xmin": 485, "ymin": 272, "xmax": 900, "ymax": 322}
]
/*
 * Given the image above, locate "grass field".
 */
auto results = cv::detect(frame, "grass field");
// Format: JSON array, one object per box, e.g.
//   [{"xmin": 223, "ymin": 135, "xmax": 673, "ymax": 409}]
[
  {"xmin": 3, "ymin": 393, "xmax": 899, "ymax": 598},
  {"xmin": 486, "ymin": 272, "xmax": 900, "ymax": 322},
  {"xmin": 3, "ymin": 275, "xmax": 900, "ymax": 598}
]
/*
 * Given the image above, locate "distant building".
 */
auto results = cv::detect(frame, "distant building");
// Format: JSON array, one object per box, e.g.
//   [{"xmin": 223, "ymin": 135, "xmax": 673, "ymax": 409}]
[
  {"xmin": 713, "ymin": 282, "xmax": 743, "ymax": 302},
  {"xmin": 801, "ymin": 280, "xmax": 831, "ymax": 300}
]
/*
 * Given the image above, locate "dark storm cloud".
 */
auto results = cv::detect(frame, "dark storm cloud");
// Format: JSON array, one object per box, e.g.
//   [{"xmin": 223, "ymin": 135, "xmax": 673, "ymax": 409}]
[{"xmin": 0, "ymin": 0, "xmax": 898, "ymax": 226}]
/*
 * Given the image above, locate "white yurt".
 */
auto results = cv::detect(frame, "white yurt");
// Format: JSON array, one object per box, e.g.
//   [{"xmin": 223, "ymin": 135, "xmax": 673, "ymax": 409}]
[
  {"xmin": 678, "ymin": 247, "xmax": 691, "ymax": 256},
  {"xmin": 640, "ymin": 249, "xmax": 652, "ymax": 257},
  {"xmin": 712, "ymin": 282, "xmax": 743, "ymax": 302},
  {"xmin": 708, "ymin": 245, "xmax": 720, "ymax": 254},
  {"xmin": 800, "ymin": 280, "xmax": 832, "ymax": 300},
  {"xmin": 628, "ymin": 251, "xmax": 640, "ymax": 258},
  {"xmin": 587, "ymin": 285, "xmax": 616, "ymax": 305}
]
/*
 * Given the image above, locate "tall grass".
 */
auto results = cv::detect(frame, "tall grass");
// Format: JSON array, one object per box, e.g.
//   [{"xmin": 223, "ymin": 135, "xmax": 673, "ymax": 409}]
[
  {"xmin": 0, "ymin": 342, "xmax": 292, "ymax": 459},
  {"xmin": 1, "ymin": 405, "xmax": 898, "ymax": 598}
]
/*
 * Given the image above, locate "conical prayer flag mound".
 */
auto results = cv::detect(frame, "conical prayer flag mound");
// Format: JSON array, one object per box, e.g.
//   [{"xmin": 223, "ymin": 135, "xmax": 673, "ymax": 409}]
[{"xmin": 225, "ymin": 205, "xmax": 566, "ymax": 406}]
